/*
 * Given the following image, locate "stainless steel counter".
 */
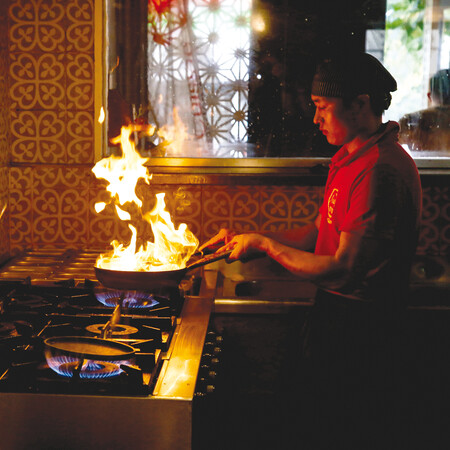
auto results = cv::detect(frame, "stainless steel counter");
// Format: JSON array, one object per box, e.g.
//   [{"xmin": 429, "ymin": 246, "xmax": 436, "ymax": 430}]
[{"xmin": 0, "ymin": 295, "xmax": 214, "ymax": 450}]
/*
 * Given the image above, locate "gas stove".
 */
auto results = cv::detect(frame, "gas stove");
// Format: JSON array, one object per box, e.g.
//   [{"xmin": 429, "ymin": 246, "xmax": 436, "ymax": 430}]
[
  {"xmin": 0, "ymin": 281, "xmax": 178, "ymax": 395},
  {"xmin": 0, "ymin": 249, "xmax": 220, "ymax": 450}
]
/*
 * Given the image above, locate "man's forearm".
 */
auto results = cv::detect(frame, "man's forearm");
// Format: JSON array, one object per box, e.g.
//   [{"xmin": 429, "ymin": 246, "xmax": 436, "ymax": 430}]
[
  {"xmin": 264, "ymin": 222, "xmax": 318, "ymax": 252},
  {"xmin": 261, "ymin": 237, "xmax": 350, "ymax": 290}
]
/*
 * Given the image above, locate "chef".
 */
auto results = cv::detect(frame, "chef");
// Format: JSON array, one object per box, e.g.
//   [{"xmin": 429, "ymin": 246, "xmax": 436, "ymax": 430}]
[{"xmin": 201, "ymin": 52, "xmax": 422, "ymax": 447}]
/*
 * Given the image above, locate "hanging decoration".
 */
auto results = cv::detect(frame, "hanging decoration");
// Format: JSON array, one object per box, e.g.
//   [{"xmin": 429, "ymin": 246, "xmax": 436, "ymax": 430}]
[{"xmin": 148, "ymin": 0, "xmax": 188, "ymax": 46}]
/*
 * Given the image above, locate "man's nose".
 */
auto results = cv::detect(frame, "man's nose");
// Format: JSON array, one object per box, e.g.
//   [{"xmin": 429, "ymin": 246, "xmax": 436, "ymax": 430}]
[{"xmin": 313, "ymin": 109, "xmax": 321, "ymax": 124}]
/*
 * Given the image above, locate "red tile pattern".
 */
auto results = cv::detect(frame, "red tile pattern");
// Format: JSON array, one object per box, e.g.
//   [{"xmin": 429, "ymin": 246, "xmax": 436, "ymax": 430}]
[
  {"xmin": 32, "ymin": 166, "xmax": 90, "ymax": 246},
  {"xmin": 9, "ymin": 166, "xmax": 33, "ymax": 250},
  {"xmin": 260, "ymin": 186, "xmax": 323, "ymax": 233},
  {"xmin": 418, "ymin": 186, "xmax": 450, "ymax": 255},
  {"xmin": 9, "ymin": 52, "xmax": 66, "ymax": 109},
  {"xmin": 5, "ymin": 0, "xmax": 96, "ymax": 251},
  {"xmin": 9, "ymin": 1, "xmax": 66, "ymax": 53},
  {"xmin": 10, "ymin": 110, "xmax": 66, "ymax": 162},
  {"xmin": 202, "ymin": 185, "xmax": 260, "ymax": 239}
]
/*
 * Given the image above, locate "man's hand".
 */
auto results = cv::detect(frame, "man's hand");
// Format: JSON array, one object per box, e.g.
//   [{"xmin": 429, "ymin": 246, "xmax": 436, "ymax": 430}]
[
  {"xmin": 198, "ymin": 228, "xmax": 237, "ymax": 254},
  {"xmin": 217, "ymin": 233, "xmax": 267, "ymax": 261}
]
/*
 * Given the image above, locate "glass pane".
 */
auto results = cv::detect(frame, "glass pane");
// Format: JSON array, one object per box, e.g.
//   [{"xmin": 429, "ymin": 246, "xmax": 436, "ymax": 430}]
[
  {"xmin": 106, "ymin": 0, "xmax": 450, "ymax": 163},
  {"xmin": 384, "ymin": 0, "xmax": 450, "ymax": 158}
]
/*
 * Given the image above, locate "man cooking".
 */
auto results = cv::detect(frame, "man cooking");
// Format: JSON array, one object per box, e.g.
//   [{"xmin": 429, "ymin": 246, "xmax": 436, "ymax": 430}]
[{"xmin": 200, "ymin": 52, "xmax": 422, "ymax": 447}]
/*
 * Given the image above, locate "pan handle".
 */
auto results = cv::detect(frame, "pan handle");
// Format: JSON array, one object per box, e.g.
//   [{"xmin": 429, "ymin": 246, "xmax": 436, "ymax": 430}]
[{"xmin": 186, "ymin": 250, "xmax": 233, "ymax": 271}]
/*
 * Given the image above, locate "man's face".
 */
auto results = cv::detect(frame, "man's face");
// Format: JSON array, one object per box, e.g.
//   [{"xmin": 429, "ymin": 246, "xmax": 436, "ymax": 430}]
[{"xmin": 311, "ymin": 95, "xmax": 355, "ymax": 146}]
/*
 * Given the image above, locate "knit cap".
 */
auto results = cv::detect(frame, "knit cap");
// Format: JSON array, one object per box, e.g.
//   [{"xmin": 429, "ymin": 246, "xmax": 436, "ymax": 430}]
[{"xmin": 311, "ymin": 52, "xmax": 397, "ymax": 98}]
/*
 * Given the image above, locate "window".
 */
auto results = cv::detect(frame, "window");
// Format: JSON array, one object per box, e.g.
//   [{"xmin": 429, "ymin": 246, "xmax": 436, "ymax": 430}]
[
  {"xmin": 384, "ymin": 0, "xmax": 450, "ymax": 159},
  {"xmin": 147, "ymin": 0, "xmax": 252, "ymax": 157},
  {"xmin": 105, "ymin": 0, "xmax": 450, "ymax": 165}
]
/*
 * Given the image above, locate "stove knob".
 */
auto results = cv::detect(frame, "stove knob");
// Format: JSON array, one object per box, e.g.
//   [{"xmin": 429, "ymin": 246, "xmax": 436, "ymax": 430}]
[
  {"xmin": 210, "ymin": 356, "xmax": 220, "ymax": 366},
  {"xmin": 203, "ymin": 341, "xmax": 222, "ymax": 355},
  {"xmin": 201, "ymin": 353, "xmax": 220, "ymax": 366},
  {"xmin": 195, "ymin": 377, "xmax": 216, "ymax": 397},
  {"xmin": 206, "ymin": 331, "xmax": 223, "ymax": 345},
  {"xmin": 194, "ymin": 384, "xmax": 215, "ymax": 397},
  {"xmin": 199, "ymin": 364, "xmax": 218, "ymax": 379}
]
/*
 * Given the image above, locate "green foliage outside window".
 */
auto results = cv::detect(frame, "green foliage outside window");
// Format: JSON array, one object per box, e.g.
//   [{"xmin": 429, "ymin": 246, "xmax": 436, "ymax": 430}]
[{"xmin": 384, "ymin": 0, "xmax": 426, "ymax": 121}]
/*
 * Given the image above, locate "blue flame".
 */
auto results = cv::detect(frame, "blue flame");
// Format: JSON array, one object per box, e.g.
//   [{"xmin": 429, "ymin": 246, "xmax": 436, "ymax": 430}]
[
  {"xmin": 46, "ymin": 355, "xmax": 129, "ymax": 379},
  {"xmin": 95, "ymin": 290, "xmax": 160, "ymax": 308}
]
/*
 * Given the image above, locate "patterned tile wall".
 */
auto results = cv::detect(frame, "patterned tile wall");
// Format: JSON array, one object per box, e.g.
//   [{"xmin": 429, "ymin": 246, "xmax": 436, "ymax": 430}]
[
  {"xmin": 6, "ymin": 0, "xmax": 95, "ymax": 254},
  {"xmin": 0, "ymin": 1, "xmax": 9, "ymax": 262},
  {"xmin": 418, "ymin": 184, "xmax": 449, "ymax": 255},
  {"xmin": 0, "ymin": 0, "xmax": 448, "ymax": 259}
]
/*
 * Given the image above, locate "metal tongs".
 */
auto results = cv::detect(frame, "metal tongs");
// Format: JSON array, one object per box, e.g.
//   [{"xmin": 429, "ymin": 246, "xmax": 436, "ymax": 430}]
[{"xmin": 100, "ymin": 294, "xmax": 124, "ymax": 339}]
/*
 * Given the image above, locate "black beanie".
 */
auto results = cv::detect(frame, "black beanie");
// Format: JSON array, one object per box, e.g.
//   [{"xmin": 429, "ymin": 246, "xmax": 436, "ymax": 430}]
[{"xmin": 311, "ymin": 52, "xmax": 397, "ymax": 98}]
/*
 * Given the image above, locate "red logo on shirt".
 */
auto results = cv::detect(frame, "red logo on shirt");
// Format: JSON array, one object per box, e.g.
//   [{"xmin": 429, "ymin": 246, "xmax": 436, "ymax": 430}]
[{"xmin": 327, "ymin": 188, "xmax": 338, "ymax": 224}]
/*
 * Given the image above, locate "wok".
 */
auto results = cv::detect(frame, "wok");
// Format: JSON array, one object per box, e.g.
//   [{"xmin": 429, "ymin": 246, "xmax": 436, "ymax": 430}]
[{"xmin": 94, "ymin": 249, "xmax": 233, "ymax": 291}]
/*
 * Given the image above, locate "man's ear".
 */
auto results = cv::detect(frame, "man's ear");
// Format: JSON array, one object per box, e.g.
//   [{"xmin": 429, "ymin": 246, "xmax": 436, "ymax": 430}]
[{"xmin": 352, "ymin": 94, "xmax": 371, "ymax": 111}]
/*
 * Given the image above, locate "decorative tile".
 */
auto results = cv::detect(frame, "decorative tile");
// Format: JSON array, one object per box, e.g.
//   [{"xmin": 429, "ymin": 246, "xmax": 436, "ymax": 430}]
[
  {"xmin": 66, "ymin": 52, "xmax": 94, "ymax": 110},
  {"xmin": 418, "ymin": 187, "xmax": 443, "ymax": 255},
  {"xmin": 32, "ymin": 166, "xmax": 90, "ymax": 247},
  {"xmin": 260, "ymin": 185, "xmax": 323, "ymax": 232},
  {"xmin": 8, "ymin": 0, "xmax": 66, "ymax": 53},
  {"xmin": 9, "ymin": 52, "xmax": 66, "ymax": 110},
  {"xmin": 202, "ymin": 185, "xmax": 260, "ymax": 241},
  {"xmin": 66, "ymin": 0, "xmax": 94, "ymax": 52},
  {"xmin": 9, "ymin": 166, "xmax": 33, "ymax": 250},
  {"xmin": 66, "ymin": 110, "xmax": 94, "ymax": 163},
  {"xmin": 10, "ymin": 110, "xmax": 66, "ymax": 163}
]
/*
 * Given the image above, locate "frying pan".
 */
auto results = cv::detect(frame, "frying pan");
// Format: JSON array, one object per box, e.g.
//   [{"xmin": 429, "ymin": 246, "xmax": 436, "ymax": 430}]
[
  {"xmin": 44, "ymin": 336, "xmax": 136, "ymax": 361},
  {"xmin": 44, "ymin": 336, "xmax": 136, "ymax": 378},
  {"xmin": 94, "ymin": 249, "xmax": 233, "ymax": 291}
]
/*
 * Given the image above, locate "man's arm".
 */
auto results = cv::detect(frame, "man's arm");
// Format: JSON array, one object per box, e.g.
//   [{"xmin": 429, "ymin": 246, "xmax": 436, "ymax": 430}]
[
  {"xmin": 222, "ymin": 226, "xmax": 390, "ymax": 292},
  {"xmin": 199, "ymin": 215, "xmax": 320, "ymax": 253},
  {"xmin": 263, "ymin": 214, "xmax": 321, "ymax": 252}
]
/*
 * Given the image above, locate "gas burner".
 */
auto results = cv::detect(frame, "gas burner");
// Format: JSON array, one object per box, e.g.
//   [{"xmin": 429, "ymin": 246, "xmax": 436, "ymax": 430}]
[
  {"xmin": 11, "ymin": 294, "xmax": 52, "ymax": 310},
  {"xmin": 86, "ymin": 323, "xmax": 139, "ymax": 337},
  {"xmin": 94, "ymin": 290, "xmax": 160, "ymax": 308},
  {"xmin": 47, "ymin": 356, "xmax": 127, "ymax": 379}
]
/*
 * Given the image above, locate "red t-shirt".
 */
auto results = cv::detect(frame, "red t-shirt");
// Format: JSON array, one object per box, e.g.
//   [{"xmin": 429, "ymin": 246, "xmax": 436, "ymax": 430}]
[{"xmin": 315, "ymin": 121, "xmax": 422, "ymax": 302}]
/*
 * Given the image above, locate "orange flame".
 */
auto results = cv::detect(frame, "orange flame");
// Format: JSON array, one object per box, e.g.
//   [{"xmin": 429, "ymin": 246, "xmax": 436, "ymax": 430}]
[
  {"xmin": 157, "ymin": 107, "xmax": 188, "ymax": 156},
  {"xmin": 93, "ymin": 123, "xmax": 198, "ymax": 271}
]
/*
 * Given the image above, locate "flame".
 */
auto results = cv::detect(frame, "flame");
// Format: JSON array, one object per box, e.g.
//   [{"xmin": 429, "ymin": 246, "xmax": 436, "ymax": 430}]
[
  {"xmin": 93, "ymin": 123, "xmax": 198, "ymax": 272},
  {"xmin": 157, "ymin": 107, "xmax": 188, "ymax": 156},
  {"xmin": 93, "ymin": 125, "xmax": 153, "ymax": 207},
  {"xmin": 98, "ymin": 106, "xmax": 105, "ymax": 124}
]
